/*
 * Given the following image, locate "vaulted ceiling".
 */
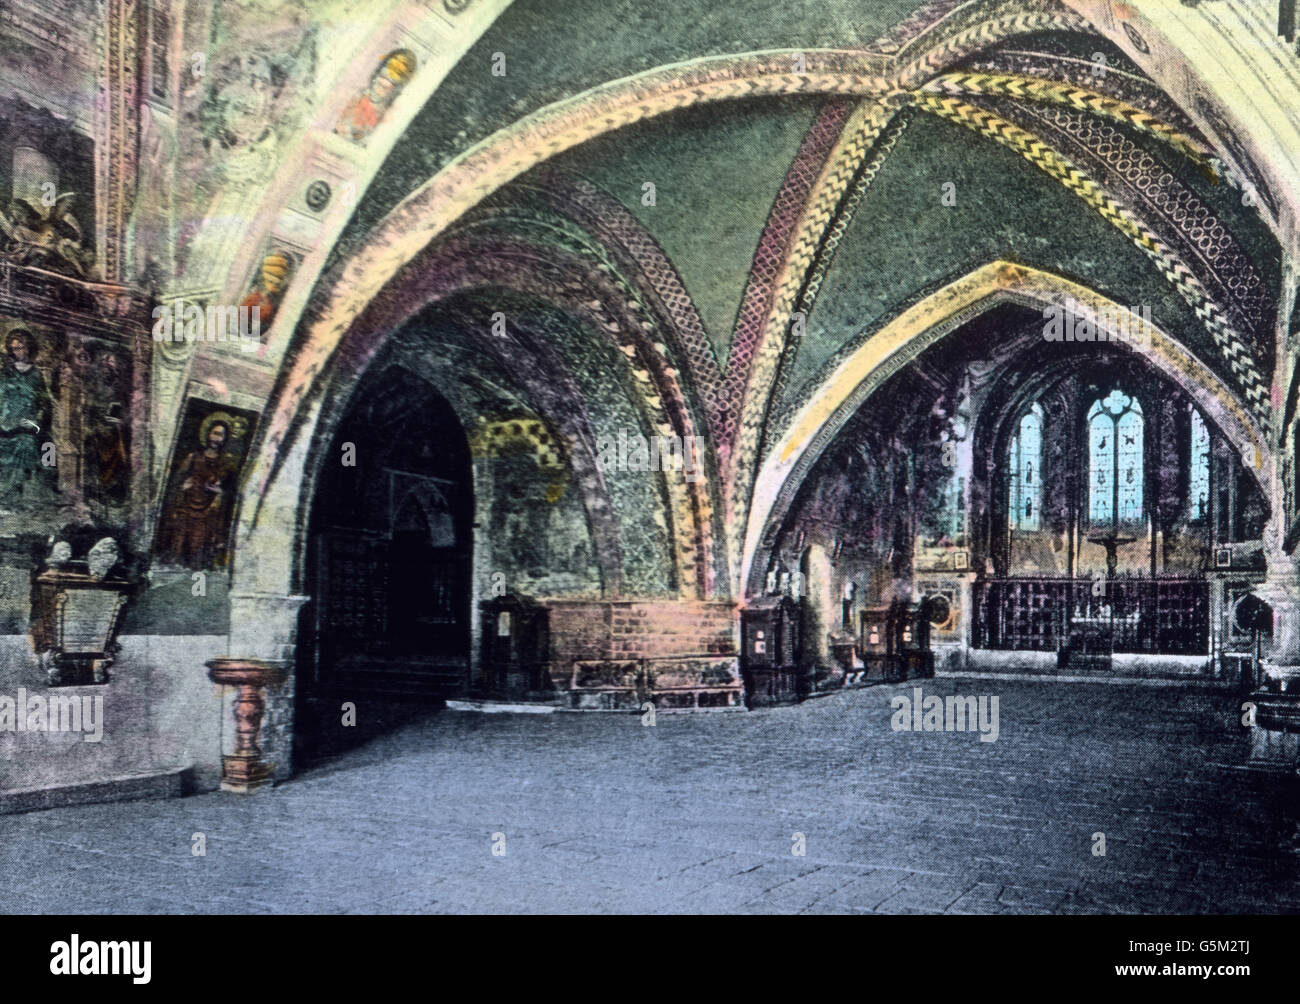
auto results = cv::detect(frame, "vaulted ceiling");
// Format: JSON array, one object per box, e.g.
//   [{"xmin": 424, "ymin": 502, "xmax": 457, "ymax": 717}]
[{"xmin": 119, "ymin": 0, "xmax": 1300, "ymax": 604}]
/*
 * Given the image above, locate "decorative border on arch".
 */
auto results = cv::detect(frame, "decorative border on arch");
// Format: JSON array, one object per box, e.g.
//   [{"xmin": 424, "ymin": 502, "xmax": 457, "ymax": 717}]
[
  {"xmin": 1000, "ymin": 96, "xmax": 1272, "ymax": 346},
  {"xmin": 761, "ymin": 106, "xmax": 913, "ymax": 453},
  {"xmin": 724, "ymin": 99, "xmax": 858, "ymax": 459},
  {"xmin": 740, "ymin": 73, "xmax": 1275, "ymax": 543},
  {"xmin": 95, "ymin": 0, "xmax": 140, "ymax": 282},
  {"xmin": 739, "ymin": 260, "xmax": 1274, "ymax": 597},
  {"xmin": 520, "ymin": 169, "xmax": 726, "ymax": 441},
  {"xmin": 909, "ymin": 92, "xmax": 1271, "ymax": 424},
  {"xmin": 245, "ymin": 0, "xmax": 1101, "ymax": 525},
  {"xmin": 445, "ymin": 224, "xmax": 720, "ymax": 598},
  {"xmin": 287, "ymin": 220, "xmax": 719, "ymax": 599},
  {"xmin": 918, "ymin": 71, "xmax": 1211, "ymax": 164},
  {"xmin": 726, "ymin": 99, "xmax": 907, "ymax": 552}
]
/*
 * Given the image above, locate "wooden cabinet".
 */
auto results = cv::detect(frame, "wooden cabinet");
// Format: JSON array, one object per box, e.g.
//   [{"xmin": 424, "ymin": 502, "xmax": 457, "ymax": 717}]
[
  {"xmin": 740, "ymin": 596, "xmax": 803, "ymax": 706},
  {"xmin": 860, "ymin": 600, "xmax": 934, "ymax": 681},
  {"xmin": 479, "ymin": 594, "xmax": 550, "ymax": 698}
]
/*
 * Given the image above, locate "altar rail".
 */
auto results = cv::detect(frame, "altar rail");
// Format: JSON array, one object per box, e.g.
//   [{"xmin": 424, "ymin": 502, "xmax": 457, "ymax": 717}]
[{"xmin": 974, "ymin": 577, "xmax": 1209, "ymax": 655}]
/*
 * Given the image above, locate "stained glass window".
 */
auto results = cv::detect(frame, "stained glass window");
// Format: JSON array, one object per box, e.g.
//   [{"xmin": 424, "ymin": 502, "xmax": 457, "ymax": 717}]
[
  {"xmin": 1117, "ymin": 409, "xmax": 1143, "ymax": 524},
  {"xmin": 1088, "ymin": 389, "xmax": 1143, "ymax": 528},
  {"xmin": 942, "ymin": 470, "xmax": 964, "ymax": 540},
  {"xmin": 1189, "ymin": 405, "xmax": 1210, "ymax": 521},
  {"xmin": 1008, "ymin": 405, "xmax": 1043, "ymax": 532}
]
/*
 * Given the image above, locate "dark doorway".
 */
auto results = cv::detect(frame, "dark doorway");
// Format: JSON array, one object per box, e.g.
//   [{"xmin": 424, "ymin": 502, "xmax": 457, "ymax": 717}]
[{"xmin": 301, "ymin": 369, "xmax": 474, "ymax": 703}]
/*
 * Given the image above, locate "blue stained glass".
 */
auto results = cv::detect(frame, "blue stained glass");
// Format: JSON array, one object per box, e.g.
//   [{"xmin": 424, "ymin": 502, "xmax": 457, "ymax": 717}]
[
  {"xmin": 1089, "ymin": 402, "xmax": 1112, "ymax": 523},
  {"xmin": 1009, "ymin": 406, "xmax": 1042, "ymax": 532},
  {"xmin": 1189, "ymin": 406, "xmax": 1210, "ymax": 520},
  {"xmin": 1088, "ymin": 391, "xmax": 1143, "ymax": 529},
  {"xmin": 1117, "ymin": 410, "xmax": 1143, "ymax": 525}
]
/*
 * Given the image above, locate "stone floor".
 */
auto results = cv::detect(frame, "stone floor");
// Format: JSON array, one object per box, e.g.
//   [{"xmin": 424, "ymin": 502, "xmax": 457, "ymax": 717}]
[{"xmin": 2, "ymin": 676, "xmax": 1299, "ymax": 914}]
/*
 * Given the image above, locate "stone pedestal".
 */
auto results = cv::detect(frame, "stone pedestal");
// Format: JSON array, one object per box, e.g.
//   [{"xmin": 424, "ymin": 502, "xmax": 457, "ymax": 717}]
[
  {"xmin": 800, "ymin": 544, "xmax": 832, "ymax": 685},
  {"xmin": 226, "ymin": 592, "xmax": 310, "ymax": 781},
  {"xmin": 1250, "ymin": 560, "xmax": 1300, "ymax": 731},
  {"xmin": 207, "ymin": 657, "xmax": 285, "ymax": 794}
]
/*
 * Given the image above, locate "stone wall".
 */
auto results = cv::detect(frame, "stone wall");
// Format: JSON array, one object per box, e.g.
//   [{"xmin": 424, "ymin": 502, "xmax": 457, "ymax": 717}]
[
  {"xmin": 544, "ymin": 600, "xmax": 742, "ymax": 709},
  {"xmin": 0, "ymin": 633, "xmax": 224, "ymax": 800}
]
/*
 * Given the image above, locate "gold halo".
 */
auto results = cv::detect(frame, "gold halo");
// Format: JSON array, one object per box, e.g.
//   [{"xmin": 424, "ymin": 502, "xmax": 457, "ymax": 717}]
[
  {"xmin": 381, "ymin": 50, "xmax": 416, "ymax": 84},
  {"xmin": 1, "ymin": 324, "xmax": 38, "ymax": 356},
  {"xmin": 260, "ymin": 251, "xmax": 292, "ymax": 282},
  {"xmin": 198, "ymin": 411, "xmax": 238, "ymax": 447}
]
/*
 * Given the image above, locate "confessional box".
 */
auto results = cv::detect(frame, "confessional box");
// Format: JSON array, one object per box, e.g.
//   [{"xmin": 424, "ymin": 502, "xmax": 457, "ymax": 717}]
[
  {"xmin": 741, "ymin": 596, "xmax": 803, "ymax": 706},
  {"xmin": 859, "ymin": 604, "xmax": 893, "ymax": 680},
  {"xmin": 896, "ymin": 602, "xmax": 935, "ymax": 679},
  {"xmin": 479, "ymin": 594, "xmax": 550, "ymax": 697}
]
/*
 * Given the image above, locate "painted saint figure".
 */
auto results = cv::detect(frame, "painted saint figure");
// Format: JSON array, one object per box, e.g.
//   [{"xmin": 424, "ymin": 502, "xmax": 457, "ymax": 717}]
[
  {"xmin": 157, "ymin": 417, "xmax": 239, "ymax": 569},
  {"xmin": 83, "ymin": 349, "xmax": 129, "ymax": 506},
  {"xmin": 334, "ymin": 49, "xmax": 416, "ymax": 143},
  {"xmin": 84, "ymin": 401, "xmax": 128, "ymax": 506},
  {"xmin": 239, "ymin": 250, "xmax": 293, "ymax": 328},
  {"xmin": 0, "ymin": 329, "xmax": 53, "ymax": 508}
]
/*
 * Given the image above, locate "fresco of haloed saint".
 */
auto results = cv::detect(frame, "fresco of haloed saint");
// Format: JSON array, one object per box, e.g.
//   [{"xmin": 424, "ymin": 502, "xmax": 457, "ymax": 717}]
[
  {"xmin": 154, "ymin": 402, "xmax": 258, "ymax": 570},
  {"xmin": 0, "ymin": 327, "xmax": 54, "ymax": 511},
  {"xmin": 81, "ymin": 346, "xmax": 130, "ymax": 509},
  {"xmin": 334, "ymin": 49, "xmax": 417, "ymax": 143},
  {"xmin": 0, "ymin": 320, "xmax": 135, "ymax": 532}
]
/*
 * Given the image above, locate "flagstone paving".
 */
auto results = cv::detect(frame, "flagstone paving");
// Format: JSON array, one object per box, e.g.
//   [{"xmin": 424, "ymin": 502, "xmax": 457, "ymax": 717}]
[{"xmin": 2, "ymin": 677, "xmax": 1298, "ymax": 914}]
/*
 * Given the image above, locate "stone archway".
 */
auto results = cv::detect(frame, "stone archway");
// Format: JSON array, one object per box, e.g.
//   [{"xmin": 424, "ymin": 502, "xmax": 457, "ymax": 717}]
[
  {"xmin": 303, "ymin": 367, "xmax": 475, "ymax": 697},
  {"xmin": 741, "ymin": 261, "xmax": 1276, "ymax": 600},
  {"xmin": 211, "ymin": 1, "xmax": 1300, "ymax": 771}
]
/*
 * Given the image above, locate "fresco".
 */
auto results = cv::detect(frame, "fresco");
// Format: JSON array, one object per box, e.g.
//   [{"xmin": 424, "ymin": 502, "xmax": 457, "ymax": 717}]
[
  {"xmin": 239, "ymin": 248, "xmax": 296, "ymax": 328},
  {"xmin": 0, "ymin": 0, "xmax": 1299, "ymax": 934},
  {"xmin": 335, "ymin": 49, "xmax": 417, "ymax": 143},
  {"xmin": 154, "ymin": 401, "xmax": 257, "ymax": 571}
]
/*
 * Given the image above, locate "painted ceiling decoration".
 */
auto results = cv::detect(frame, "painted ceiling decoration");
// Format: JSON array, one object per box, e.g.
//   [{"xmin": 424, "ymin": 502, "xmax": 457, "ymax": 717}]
[
  {"xmin": 741, "ymin": 259, "xmax": 1278, "ymax": 594},
  {"xmin": 10, "ymin": 0, "xmax": 1300, "ymax": 908},
  {"xmin": 240, "ymin": 0, "xmax": 1108, "ymax": 523},
  {"xmin": 10, "ymin": 0, "xmax": 1282, "ymax": 605}
]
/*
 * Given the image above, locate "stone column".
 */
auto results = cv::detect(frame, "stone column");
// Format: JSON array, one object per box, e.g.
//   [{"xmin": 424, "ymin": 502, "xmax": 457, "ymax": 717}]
[
  {"xmin": 953, "ymin": 571, "xmax": 977, "ymax": 669},
  {"xmin": 1251, "ymin": 548, "xmax": 1300, "ymax": 730},
  {"xmin": 800, "ymin": 544, "xmax": 833, "ymax": 693},
  {"xmin": 220, "ymin": 591, "xmax": 310, "ymax": 783}
]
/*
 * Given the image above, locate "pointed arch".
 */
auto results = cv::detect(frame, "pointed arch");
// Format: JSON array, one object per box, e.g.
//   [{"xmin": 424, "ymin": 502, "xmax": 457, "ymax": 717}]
[{"xmin": 741, "ymin": 260, "xmax": 1274, "ymax": 597}]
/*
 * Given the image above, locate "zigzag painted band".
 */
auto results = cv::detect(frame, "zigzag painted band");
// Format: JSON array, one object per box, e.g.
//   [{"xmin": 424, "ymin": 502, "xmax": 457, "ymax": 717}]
[
  {"xmin": 962, "ymin": 48, "xmax": 1203, "ymax": 137},
  {"xmin": 920, "ymin": 71, "xmax": 1211, "ymax": 164},
  {"xmin": 896, "ymin": 6, "xmax": 1094, "ymax": 89},
  {"xmin": 762, "ymin": 108, "xmax": 913, "ymax": 458},
  {"xmin": 1002, "ymin": 97, "xmax": 1271, "ymax": 344},
  {"xmin": 728, "ymin": 100, "xmax": 905, "ymax": 551},
  {"xmin": 724, "ymin": 100, "xmax": 858, "ymax": 463},
  {"xmin": 909, "ymin": 91, "xmax": 1271, "ymax": 427},
  {"xmin": 525, "ymin": 170, "xmax": 726, "ymax": 442}
]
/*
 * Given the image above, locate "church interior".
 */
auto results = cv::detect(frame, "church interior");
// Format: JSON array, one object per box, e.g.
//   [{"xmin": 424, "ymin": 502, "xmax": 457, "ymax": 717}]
[{"xmin": 0, "ymin": 0, "xmax": 1299, "ymax": 914}]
